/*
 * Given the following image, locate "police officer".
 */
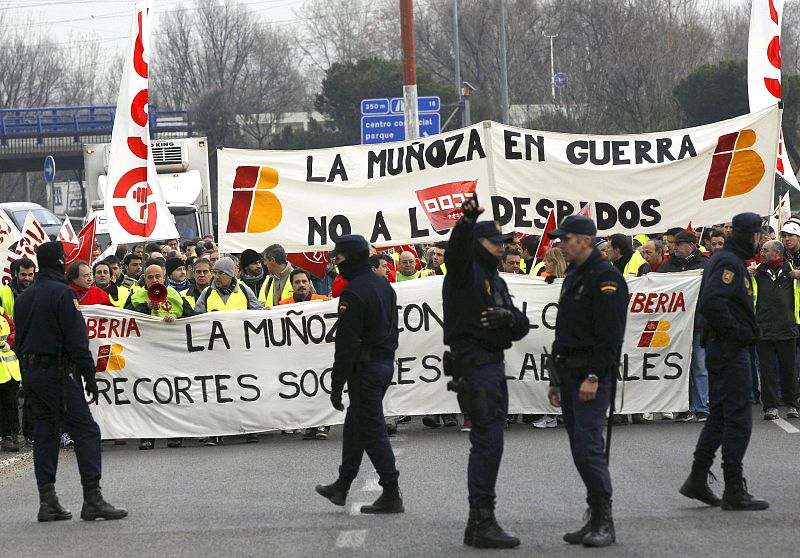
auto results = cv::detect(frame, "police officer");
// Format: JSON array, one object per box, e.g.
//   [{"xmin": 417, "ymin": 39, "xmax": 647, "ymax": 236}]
[
  {"xmin": 547, "ymin": 215, "xmax": 628, "ymax": 548},
  {"xmin": 443, "ymin": 194, "xmax": 530, "ymax": 549},
  {"xmin": 678, "ymin": 212, "xmax": 768, "ymax": 511},
  {"xmin": 14, "ymin": 241, "xmax": 127, "ymax": 522},
  {"xmin": 315, "ymin": 234, "xmax": 403, "ymax": 514}
]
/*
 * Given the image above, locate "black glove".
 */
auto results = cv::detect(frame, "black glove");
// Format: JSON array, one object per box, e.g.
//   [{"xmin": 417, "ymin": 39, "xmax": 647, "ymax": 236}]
[
  {"xmin": 84, "ymin": 375, "xmax": 99, "ymax": 405},
  {"xmin": 330, "ymin": 384, "xmax": 344, "ymax": 411},
  {"xmin": 461, "ymin": 192, "xmax": 481, "ymax": 223},
  {"xmin": 480, "ymin": 307, "xmax": 513, "ymax": 329}
]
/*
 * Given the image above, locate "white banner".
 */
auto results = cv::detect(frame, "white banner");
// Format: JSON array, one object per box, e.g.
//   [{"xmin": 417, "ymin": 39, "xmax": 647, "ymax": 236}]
[
  {"xmin": 0, "ymin": 207, "xmax": 21, "ymax": 252},
  {"xmin": 218, "ymin": 107, "xmax": 780, "ymax": 252},
  {"xmin": 104, "ymin": 0, "xmax": 179, "ymax": 244},
  {"xmin": 84, "ymin": 272, "xmax": 700, "ymax": 439}
]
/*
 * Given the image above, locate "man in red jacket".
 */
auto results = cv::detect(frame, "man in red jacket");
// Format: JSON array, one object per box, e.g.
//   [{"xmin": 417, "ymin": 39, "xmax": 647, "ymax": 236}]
[{"xmin": 66, "ymin": 261, "xmax": 112, "ymax": 306}]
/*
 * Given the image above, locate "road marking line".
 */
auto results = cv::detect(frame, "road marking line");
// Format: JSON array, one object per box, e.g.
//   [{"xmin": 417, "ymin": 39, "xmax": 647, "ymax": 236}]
[
  {"xmin": 361, "ymin": 478, "xmax": 381, "ymax": 492},
  {"xmin": 350, "ymin": 503, "xmax": 370, "ymax": 515},
  {"xmin": 0, "ymin": 456, "xmax": 23, "ymax": 470},
  {"xmin": 336, "ymin": 529, "xmax": 367, "ymax": 548},
  {"xmin": 773, "ymin": 418, "xmax": 800, "ymax": 434},
  {"xmin": 392, "ymin": 448, "xmax": 403, "ymax": 457}
]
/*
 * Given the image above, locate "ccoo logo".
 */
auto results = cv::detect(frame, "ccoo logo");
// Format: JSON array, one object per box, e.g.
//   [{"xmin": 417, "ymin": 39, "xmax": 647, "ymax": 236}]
[
  {"xmin": 96, "ymin": 343, "xmax": 126, "ymax": 372},
  {"xmin": 637, "ymin": 320, "xmax": 671, "ymax": 348},
  {"xmin": 703, "ymin": 130, "xmax": 765, "ymax": 201},
  {"xmin": 227, "ymin": 166, "xmax": 283, "ymax": 233},
  {"xmin": 415, "ymin": 180, "xmax": 477, "ymax": 231}
]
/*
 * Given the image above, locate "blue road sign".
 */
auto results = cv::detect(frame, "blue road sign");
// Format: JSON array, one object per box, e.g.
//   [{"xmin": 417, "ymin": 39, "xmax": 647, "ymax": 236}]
[
  {"xmin": 387, "ymin": 96, "xmax": 440, "ymax": 114},
  {"xmin": 361, "ymin": 113, "xmax": 441, "ymax": 145},
  {"xmin": 44, "ymin": 155, "xmax": 56, "ymax": 183},
  {"xmin": 360, "ymin": 98, "xmax": 389, "ymax": 115}
]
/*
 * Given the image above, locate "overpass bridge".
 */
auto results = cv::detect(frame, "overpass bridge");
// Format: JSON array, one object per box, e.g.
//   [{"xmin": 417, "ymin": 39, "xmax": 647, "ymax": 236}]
[{"xmin": 0, "ymin": 105, "xmax": 193, "ymax": 175}]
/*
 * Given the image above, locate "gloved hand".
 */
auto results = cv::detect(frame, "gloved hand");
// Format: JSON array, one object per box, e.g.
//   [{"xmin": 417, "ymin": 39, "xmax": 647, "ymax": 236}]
[
  {"xmin": 84, "ymin": 375, "xmax": 99, "ymax": 404},
  {"xmin": 330, "ymin": 384, "xmax": 344, "ymax": 411},
  {"xmin": 480, "ymin": 307, "xmax": 513, "ymax": 329},
  {"xmin": 460, "ymin": 193, "xmax": 483, "ymax": 223}
]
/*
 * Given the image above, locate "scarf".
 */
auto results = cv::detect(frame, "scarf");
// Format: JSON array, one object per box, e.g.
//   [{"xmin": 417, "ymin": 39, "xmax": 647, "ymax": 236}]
[{"xmin": 166, "ymin": 277, "xmax": 190, "ymax": 291}]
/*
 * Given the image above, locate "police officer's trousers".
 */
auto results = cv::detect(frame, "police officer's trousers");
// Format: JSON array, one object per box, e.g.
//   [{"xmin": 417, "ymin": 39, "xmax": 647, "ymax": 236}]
[
  {"xmin": 560, "ymin": 373, "xmax": 613, "ymax": 500},
  {"xmin": 467, "ymin": 361, "xmax": 508, "ymax": 506},
  {"xmin": 339, "ymin": 359, "xmax": 399, "ymax": 489},
  {"xmin": 694, "ymin": 343, "xmax": 753, "ymax": 474},
  {"xmin": 25, "ymin": 364, "xmax": 101, "ymax": 490}
]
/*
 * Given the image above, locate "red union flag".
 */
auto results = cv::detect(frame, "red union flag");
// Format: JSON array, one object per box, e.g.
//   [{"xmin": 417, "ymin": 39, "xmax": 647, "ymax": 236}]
[
  {"xmin": 287, "ymin": 252, "xmax": 327, "ymax": 279},
  {"xmin": 534, "ymin": 209, "xmax": 557, "ymax": 260},
  {"xmin": 66, "ymin": 218, "xmax": 97, "ymax": 267},
  {"xmin": 415, "ymin": 180, "xmax": 477, "ymax": 231},
  {"xmin": 104, "ymin": 0, "xmax": 178, "ymax": 243}
]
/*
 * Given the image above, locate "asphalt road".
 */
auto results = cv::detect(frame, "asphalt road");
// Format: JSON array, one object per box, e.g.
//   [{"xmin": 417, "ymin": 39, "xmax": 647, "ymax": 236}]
[{"xmin": 1, "ymin": 413, "xmax": 799, "ymax": 557}]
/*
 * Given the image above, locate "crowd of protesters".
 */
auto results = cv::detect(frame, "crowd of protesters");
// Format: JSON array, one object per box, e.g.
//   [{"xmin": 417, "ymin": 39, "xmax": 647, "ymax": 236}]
[{"xmin": 1, "ymin": 216, "xmax": 799, "ymax": 454}]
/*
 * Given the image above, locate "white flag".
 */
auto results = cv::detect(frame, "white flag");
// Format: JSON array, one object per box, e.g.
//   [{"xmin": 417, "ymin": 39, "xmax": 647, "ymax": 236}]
[
  {"xmin": 748, "ymin": 0, "xmax": 800, "ymax": 190},
  {"xmin": 0, "ymin": 207, "xmax": 21, "ymax": 252},
  {"xmin": 769, "ymin": 191, "xmax": 792, "ymax": 234},
  {"xmin": 104, "ymin": 0, "xmax": 179, "ymax": 244},
  {"xmin": 57, "ymin": 216, "xmax": 78, "ymax": 256},
  {"xmin": 15, "ymin": 212, "xmax": 48, "ymax": 266},
  {"xmin": 0, "ymin": 250, "xmax": 21, "ymax": 286}
]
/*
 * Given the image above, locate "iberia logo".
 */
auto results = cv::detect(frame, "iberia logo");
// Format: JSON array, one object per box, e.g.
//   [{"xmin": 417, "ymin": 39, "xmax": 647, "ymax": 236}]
[
  {"xmin": 415, "ymin": 180, "xmax": 477, "ymax": 230},
  {"xmin": 96, "ymin": 344, "xmax": 126, "ymax": 372},
  {"xmin": 637, "ymin": 320, "xmax": 671, "ymax": 348},
  {"xmin": 703, "ymin": 130, "xmax": 765, "ymax": 201},
  {"xmin": 227, "ymin": 166, "xmax": 283, "ymax": 233}
]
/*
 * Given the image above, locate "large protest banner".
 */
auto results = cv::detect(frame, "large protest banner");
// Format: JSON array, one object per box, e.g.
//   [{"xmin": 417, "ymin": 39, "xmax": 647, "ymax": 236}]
[
  {"xmin": 84, "ymin": 272, "xmax": 700, "ymax": 439},
  {"xmin": 217, "ymin": 106, "xmax": 780, "ymax": 253}
]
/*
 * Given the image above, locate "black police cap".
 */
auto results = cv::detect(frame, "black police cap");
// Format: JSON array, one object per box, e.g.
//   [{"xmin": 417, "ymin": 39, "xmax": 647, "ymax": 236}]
[
  {"xmin": 548, "ymin": 215, "xmax": 597, "ymax": 239},
  {"xmin": 327, "ymin": 234, "xmax": 369, "ymax": 259},
  {"xmin": 474, "ymin": 221, "xmax": 514, "ymax": 243},
  {"xmin": 731, "ymin": 212, "xmax": 766, "ymax": 234}
]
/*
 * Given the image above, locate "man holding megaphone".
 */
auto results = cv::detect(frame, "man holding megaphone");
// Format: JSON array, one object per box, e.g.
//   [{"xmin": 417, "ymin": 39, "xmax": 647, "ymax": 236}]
[{"xmin": 125, "ymin": 261, "xmax": 195, "ymax": 323}]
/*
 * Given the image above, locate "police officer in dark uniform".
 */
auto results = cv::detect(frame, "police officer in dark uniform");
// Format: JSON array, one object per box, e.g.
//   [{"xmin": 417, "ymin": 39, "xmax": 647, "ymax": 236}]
[
  {"xmin": 679, "ymin": 212, "xmax": 768, "ymax": 511},
  {"xmin": 315, "ymin": 234, "xmax": 403, "ymax": 514},
  {"xmin": 547, "ymin": 215, "xmax": 628, "ymax": 548},
  {"xmin": 14, "ymin": 241, "xmax": 127, "ymax": 522},
  {"xmin": 443, "ymin": 194, "xmax": 530, "ymax": 549}
]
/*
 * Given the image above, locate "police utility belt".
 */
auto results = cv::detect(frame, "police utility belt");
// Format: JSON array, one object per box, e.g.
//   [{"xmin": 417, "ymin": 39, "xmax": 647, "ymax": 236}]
[
  {"xmin": 549, "ymin": 351, "xmax": 594, "ymax": 386},
  {"xmin": 442, "ymin": 350, "xmax": 504, "ymax": 420}
]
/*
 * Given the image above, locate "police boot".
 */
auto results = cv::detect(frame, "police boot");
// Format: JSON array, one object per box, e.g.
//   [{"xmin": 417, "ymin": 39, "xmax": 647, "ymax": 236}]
[
  {"xmin": 472, "ymin": 505, "xmax": 520, "ymax": 549},
  {"xmin": 37, "ymin": 484, "xmax": 72, "ymax": 522},
  {"xmin": 360, "ymin": 485, "xmax": 404, "ymax": 514},
  {"xmin": 563, "ymin": 505, "xmax": 592, "ymax": 544},
  {"xmin": 463, "ymin": 506, "xmax": 479, "ymax": 546},
  {"xmin": 1, "ymin": 434, "xmax": 19, "ymax": 452},
  {"xmin": 315, "ymin": 479, "xmax": 349, "ymax": 506},
  {"xmin": 679, "ymin": 462, "xmax": 722, "ymax": 506},
  {"xmin": 80, "ymin": 485, "xmax": 128, "ymax": 521},
  {"xmin": 721, "ymin": 470, "xmax": 769, "ymax": 511},
  {"xmin": 582, "ymin": 497, "xmax": 615, "ymax": 547}
]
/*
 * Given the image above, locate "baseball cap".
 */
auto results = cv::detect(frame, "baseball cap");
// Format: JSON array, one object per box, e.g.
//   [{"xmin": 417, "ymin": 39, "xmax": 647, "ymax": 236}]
[
  {"xmin": 327, "ymin": 234, "xmax": 369, "ymax": 259},
  {"xmin": 732, "ymin": 212, "xmax": 766, "ymax": 234},
  {"xmin": 781, "ymin": 218, "xmax": 800, "ymax": 236},
  {"xmin": 474, "ymin": 221, "xmax": 514, "ymax": 243},
  {"xmin": 548, "ymin": 215, "xmax": 597, "ymax": 239}
]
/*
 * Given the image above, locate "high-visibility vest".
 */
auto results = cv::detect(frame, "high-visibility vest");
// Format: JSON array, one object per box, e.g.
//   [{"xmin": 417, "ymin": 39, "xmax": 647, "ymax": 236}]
[
  {"xmin": 751, "ymin": 266, "xmax": 800, "ymax": 324},
  {"xmin": 622, "ymin": 250, "xmax": 648, "ymax": 277},
  {"xmin": 633, "ymin": 234, "xmax": 650, "ymax": 248},
  {"xmin": 279, "ymin": 294, "xmax": 327, "ymax": 305},
  {"xmin": 258, "ymin": 276, "xmax": 293, "ymax": 308},
  {"xmin": 528, "ymin": 261, "xmax": 546, "ymax": 276},
  {"xmin": 108, "ymin": 286, "xmax": 130, "ymax": 308},
  {"xmin": 206, "ymin": 287, "xmax": 248, "ymax": 311},
  {"xmin": 0, "ymin": 285, "xmax": 15, "ymax": 320},
  {"xmin": 179, "ymin": 288, "xmax": 196, "ymax": 309},
  {"xmin": 396, "ymin": 270, "xmax": 422, "ymax": 282},
  {"xmin": 0, "ymin": 315, "xmax": 20, "ymax": 383},
  {"xmin": 129, "ymin": 286, "xmax": 186, "ymax": 318}
]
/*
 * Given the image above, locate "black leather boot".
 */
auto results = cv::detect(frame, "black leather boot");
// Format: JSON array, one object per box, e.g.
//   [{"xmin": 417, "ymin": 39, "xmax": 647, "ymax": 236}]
[
  {"xmin": 315, "ymin": 479, "xmax": 349, "ymax": 506},
  {"xmin": 360, "ymin": 485, "xmax": 404, "ymax": 514},
  {"xmin": 721, "ymin": 470, "xmax": 769, "ymax": 511},
  {"xmin": 472, "ymin": 506, "xmax": 520, "ymax": 549},
  {"xmin": 679, "ymin": 462, "xmax": 722, "ymax": 506},
  {"xmin": 463, "ymin": 506, "xmax": 479, "ymax": 546},
  {"xmin": 37, "ymin": 484, "xmax": 72, "ymax": 522},
  {"xmin": 582, "ymin": 497, "xmax": 615, "ymax": 547},
  {"xmin": 563, "ymin": 505, "xmax": 592, "ymax": 544},
  {"xmin": 80, "ymin": 486, "xmax": 128, "ymax": 521}
]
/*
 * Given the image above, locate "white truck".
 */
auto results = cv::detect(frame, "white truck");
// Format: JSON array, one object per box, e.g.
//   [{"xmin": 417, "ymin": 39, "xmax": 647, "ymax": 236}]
[{"xmin": 82, "ymin": 137, "xmax": 214, "ymax": 243}]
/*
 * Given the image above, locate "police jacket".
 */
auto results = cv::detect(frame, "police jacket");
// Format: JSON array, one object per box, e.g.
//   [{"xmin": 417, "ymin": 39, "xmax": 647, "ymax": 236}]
[
  {"xmin": 752, "ymin": 259, "xmax": 798, "ymax": 341},
  {"xmin": 331, "ymin": 265, "xmax": 398, "ymax": 389},
  {"xmin": 697, "ymin": 238, "xmax": 758, "ymax": 344},
  {"xmin": 442, "ymin": 219, "xmax": 529, "ymax": 356},
  {"xmin": 553, "ymin": 249, "xmax": 628, "ymax": 378},
  {"xmin": 13, "ymin": 268, "xmax": 95, "ymax": 377}
]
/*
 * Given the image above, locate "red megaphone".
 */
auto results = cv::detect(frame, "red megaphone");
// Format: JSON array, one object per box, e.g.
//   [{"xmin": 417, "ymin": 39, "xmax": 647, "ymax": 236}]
[{"xmin": 147, "ymin": 283, "xmax": 168, "ymax": 303}]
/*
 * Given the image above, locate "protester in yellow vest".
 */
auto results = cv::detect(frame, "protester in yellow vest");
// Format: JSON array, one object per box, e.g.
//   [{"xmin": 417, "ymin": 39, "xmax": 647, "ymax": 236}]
[
  {"xmin": 0, "ymin": 311, "xmax": 21, "ymax": 452},
  {"xmin": 607, "ymin": 234, "xmax": 650, "ymax": 277},
  {"xmin": 194, "ymin": 257, "xmax": 263, "ymax": 313},
  {"xmin": 259, "ymin": 244, "xmax": 294, "ymax": 307},
  {"xmin": 93, "ymin": 260, "xmax": 130, "ymax": 308},
  {"xmin": 0, "ymin": 257, "xmax": 36, "ymax": 320},
  {"xmin": 125, "ymin": 264, "xmax": 194, "ymax": 322},
  {"xmin": 395, "ymin": 251, "xmax": 430, "ymax": 282}
]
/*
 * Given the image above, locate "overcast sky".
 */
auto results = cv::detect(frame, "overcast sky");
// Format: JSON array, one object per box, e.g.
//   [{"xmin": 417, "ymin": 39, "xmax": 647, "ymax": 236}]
[{"xmin": 3, "ymin": 0, "xmax": 750, "ymax": 53}]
